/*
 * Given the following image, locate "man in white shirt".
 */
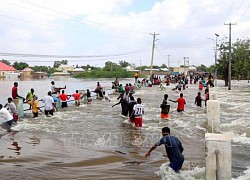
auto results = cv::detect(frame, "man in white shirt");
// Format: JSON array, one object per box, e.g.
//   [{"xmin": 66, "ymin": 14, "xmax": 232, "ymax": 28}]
[
  {"xmin": 130, "ymin": 98, "xmax": 144, "ymax": 128},
  {"xmin": 4, "ymin": 97, "xmax": 19, "ymax": 122},
  {"xmin": 0, "ymin": 104, "xmax": 14, "ymax": 131},
  {"xmin": 43, "ymin": 91, "xmax": 55, "ymax": 117}
]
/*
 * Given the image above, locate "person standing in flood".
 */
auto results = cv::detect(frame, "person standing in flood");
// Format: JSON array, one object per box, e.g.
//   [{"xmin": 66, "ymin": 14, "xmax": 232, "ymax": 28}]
[
  {"xmin": 26, "ymin": 88, "xmax": 35, "ymax": 109},
  {"xmin": 170, "ymin": 93, "xmax": 186, "ymax": 112},
  {"xmin": 72, "ymin": 90, "xmax": 81, "ymax": 106},
  {"xmin": 32, "ymin": 95, "xmax": 42, "ymax": 118},
  {"xmin": 130, "ymin": 98, "xmax": 144, "ymax": 128},
  {"xmin": 58, "ymin": 90, "xmax": 70, "ymax": 108},
  {"xmin": 112, "ymin": 93, "xmax": 129, "ymax": 117},
  {"xmin": 194, "ymin": 92, "xmax": 202, "ymax": 107},
  {"xmin": 0, "ymin": 104, "xmax": 14, "ymax": 132},
  {"xmin": 128, "ymin": 96, "xmax": 137, "ymax": 123},
  {"xmin": 134, "ymin": 72, "xmax": 139, "ymax": 83},
  {"xmin": 160, "ymin": 94, "xmax": 170, "ymax": 119},
  {"xmin": 145, "ymin": 127, "xmax": 184, "ymax": 172},
  {"xmin": 12, "ymin": 82, "xmax": 24, "ymax": 108},
  {"xmin": 4, "ymin": 97, "xmax": 19, "ymax": 122},
  {"xmin": 43, "ymin": 91, "xmax": 55, "ymax": 117}
]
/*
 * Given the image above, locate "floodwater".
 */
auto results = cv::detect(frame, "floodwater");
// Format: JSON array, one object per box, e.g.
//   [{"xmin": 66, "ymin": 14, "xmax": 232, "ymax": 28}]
[{"xmin": 0, "ymin": 77, "xmax": 249, "ymax": 180}]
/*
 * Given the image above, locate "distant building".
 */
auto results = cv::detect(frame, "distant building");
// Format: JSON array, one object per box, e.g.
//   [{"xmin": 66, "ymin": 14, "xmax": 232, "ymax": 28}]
[
  {"xmin": 144, "ymin": 68, "xmax": 160, "ymax": 71},
  {"xmin": 32, "ymin": 72, "xmax": 46, "ymax": 79},
  {"xmin": 71, "ymin": 68, "xmax": 85, "ymax": 75},
  {"xmin": 21, "ymin": 67, "xmax": 34, "ymax": 77},
  {"xmin": 57, "ymin": 65, "xmax": 74, "ymax": 72},
  {"xmin": 123, "ymin": 65, "xmax": 136, "ymax": 71},
  {"xmin": 0, "ymin": 62, "xmax": 16, "ymax": 77}
]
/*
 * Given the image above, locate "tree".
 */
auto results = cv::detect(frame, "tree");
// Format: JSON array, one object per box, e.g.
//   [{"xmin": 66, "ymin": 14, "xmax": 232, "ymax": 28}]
[
  {"xmin": 1, "ymin": 59, "xmax": 11, "ymax": 65},
  {"xmin": 53, "ymin": 61, "xmax": 61, "ymax": 68},
  {"xmin": 216, "ymin": 38, "xmax": 250, "ymax": 85},
  {"xmin": 13, "ymin": 61, "xmax": 29, "ymax": 70},
  {"xmin": 61, "ymin": 60, "xmax": 68, "ymax": 65},
  {"xmin": 196, "ymin": 64, "xmax": 208, "ymax": 72},
  {"xmin": 53, "ymin": 60, "xmax": 68, "ymax": 68},
  {"xmin": 119, "ymin": 60, "xmax": 130, "ymax": 68},
  {"xmin": 103, "ymin": 61, "xmax": 120, "ymax": 71},
  {"xmin": 160, "ymin": 64, "xmax": 167, "ymax": 68}
]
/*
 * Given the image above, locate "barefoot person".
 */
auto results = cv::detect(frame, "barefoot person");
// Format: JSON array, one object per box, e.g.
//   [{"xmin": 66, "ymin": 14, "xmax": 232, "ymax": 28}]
[{"xmin": 145, "ymin": 127, "xmax": 184, "ymax": 172}]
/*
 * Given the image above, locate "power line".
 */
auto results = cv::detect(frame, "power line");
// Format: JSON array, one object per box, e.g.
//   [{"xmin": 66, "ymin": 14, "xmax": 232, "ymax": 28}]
[
  {"xmin": 0, "ymin": 49, "xmax": 146, "ymax": 59},
  {"xmin": 0, "ymin": 0, "xmax": 148, "ymax": 34},
  {"xmin": 224, "ymin": 0, "xmax": 236, "ymax": 22},
  {"xmin": 230, "ymin": 0, "xmax": 245, "ymax": 22},
  {"xmin": 235, "ymin": 1, "xmax": 250, "ymax": 21}
]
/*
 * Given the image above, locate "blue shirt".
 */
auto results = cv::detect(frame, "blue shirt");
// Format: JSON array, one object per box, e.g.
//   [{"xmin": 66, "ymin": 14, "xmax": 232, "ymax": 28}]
[{"xmin": 156, "ymin": 135, "xmax": 184, "ymax": 163}]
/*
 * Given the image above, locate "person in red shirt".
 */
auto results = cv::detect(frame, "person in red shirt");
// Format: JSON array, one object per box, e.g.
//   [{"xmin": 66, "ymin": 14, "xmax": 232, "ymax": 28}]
[
  {"xmin": 11, "ymin": 82, "xmax": 24, "ymax": 108},
  {"xmin": 58, "ymin": 90, "xmax": 70, "ymax": 108},
  {"xmin": 198, "ymin": 81, "xmax": 203, "ymax": 90},
  {"xmin": 72, "ymin": 90, "xmax": 81, "ymax": 106},
  {"xmin": 170, "ymin": 93, "xmax": 186, "ymax": 112}
]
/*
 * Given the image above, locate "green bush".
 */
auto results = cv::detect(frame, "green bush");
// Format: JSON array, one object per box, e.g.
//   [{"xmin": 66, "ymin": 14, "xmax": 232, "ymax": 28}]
[{"xmin": 73, "ymin": 70, "xmax": 138, "ymax": 78}]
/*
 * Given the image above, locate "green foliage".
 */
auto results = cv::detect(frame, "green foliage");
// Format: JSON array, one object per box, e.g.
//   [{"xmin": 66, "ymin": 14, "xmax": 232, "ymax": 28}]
[
  {"xmin": 217, "ymin": 38, "xmax": 250, "ymax": 83},
  {"xmin": 103, "ymin": 61, "xmax": 120, "ymax": 71},
  {"xmin": 135, "ymin": 65, "xmax": 148, "ymax": 70},
  {"xmin": 119, "ymin": 60, "xmax": 130, "ymax": 68},
  {"xmin": 196, "ymin": 64, "xmax": 208, "ymax": 72},
  {"xmin": 1, "ymin": 59, "xmax": 11, "ymax": 65},
  {"xmin": 160, "ymin": 64, "xmax": 167, "ymax": 68},
  {"xmin": 13, "ymin": 61, "xmax": 29, "ymax": 70},
  {"xmin": 30, "ymin": 66, "xmax": 57, "ymax": 73},
  {"xmin": 53, "ymin": 60, "xmax": 68, "ymax": 68},
  {"xmin": 81, "ymin": 64, "xmax": 100, "ymax": 71},
  {"xmin": 153, "ymin": 65, "xmax": 160, "ymax": 69},
  {"xmin": 73, "ymin": 70, "xmax": 135, "ymax": 78}
]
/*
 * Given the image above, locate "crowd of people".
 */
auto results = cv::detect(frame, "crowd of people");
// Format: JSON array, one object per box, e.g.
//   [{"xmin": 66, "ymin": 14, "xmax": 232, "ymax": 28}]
[{"xmin": 0, "ymin": 73, "xmax": 214, "ymax": 173}]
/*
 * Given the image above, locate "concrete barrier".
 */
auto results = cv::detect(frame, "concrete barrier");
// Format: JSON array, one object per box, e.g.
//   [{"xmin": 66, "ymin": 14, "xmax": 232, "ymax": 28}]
[
  {"xmin": 205, "ymin": 133, "xmax": 231, "ymax": 180},
  {"xmin": 207, "ymin": 100, "xmax": 220, "ymax": 133}
]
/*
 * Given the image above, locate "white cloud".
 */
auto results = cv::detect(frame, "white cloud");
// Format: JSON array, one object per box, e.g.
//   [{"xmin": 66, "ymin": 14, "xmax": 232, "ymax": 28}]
[{"xmin": 0, "ymin": 0, "xmax": 249, "ymax": 67}]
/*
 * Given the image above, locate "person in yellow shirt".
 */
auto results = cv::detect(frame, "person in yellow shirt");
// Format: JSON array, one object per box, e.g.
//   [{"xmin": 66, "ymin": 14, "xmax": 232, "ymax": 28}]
[
  {"xmin": 134, "ymin": 72, "xmax": 139, "ymax": 83},
  {"xmin": 32, "ymin": 95, "xmax": 42, "ymax": 118},
  {"xmin": 26, "ymin": 88, "xmax": 34, "ymax": 109}
]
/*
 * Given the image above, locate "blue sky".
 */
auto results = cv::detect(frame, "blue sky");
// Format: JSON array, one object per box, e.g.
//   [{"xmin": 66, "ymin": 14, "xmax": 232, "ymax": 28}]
[{"xmin": 0, "ymin": 0, "xmax": 249, "ymax": 68}]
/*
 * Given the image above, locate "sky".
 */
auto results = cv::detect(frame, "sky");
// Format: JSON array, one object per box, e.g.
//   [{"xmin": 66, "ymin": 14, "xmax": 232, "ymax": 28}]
[{"xmin": 0, "ymin": 0, "xmax": 249, "ymax": 68}]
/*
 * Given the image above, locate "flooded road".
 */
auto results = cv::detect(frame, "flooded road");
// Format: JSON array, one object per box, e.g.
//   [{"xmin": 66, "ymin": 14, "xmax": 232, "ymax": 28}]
[{"xmin": 0, "ymin": 77, "xmax": 249, "ymax": 179}]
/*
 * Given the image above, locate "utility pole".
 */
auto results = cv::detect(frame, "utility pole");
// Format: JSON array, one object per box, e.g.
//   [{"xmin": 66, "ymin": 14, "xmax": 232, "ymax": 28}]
[
  {"xmin": 183, "ymin": 57, "xmax": 189, "ymax": 75},
  {"xmin": 140, "ymin": 60, "xmax": 142, "ymax": 74},
  {"xmin": 167, "ymin": 55, "xmax": 170, "ymax": 68},
  {"xmin": 215, "ymin": 33, "xmax": 219, "ymax": 78},
  {"xmin": 224, "ymin": 22, "xmax": 237, "ymax": 90},
  {"xmin": 150, "ymin": 32, "xmax": 159, "ymax": 78}
]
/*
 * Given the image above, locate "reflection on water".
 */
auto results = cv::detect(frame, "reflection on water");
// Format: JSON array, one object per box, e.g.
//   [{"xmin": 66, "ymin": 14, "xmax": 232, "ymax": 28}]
[
  {"xmin": 8, "ymin": 141, "xmax": 22, "ymax": 156},
  {"xmin": 0, "ymin": 78, "xmax": 249, "ymax": 179}
]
